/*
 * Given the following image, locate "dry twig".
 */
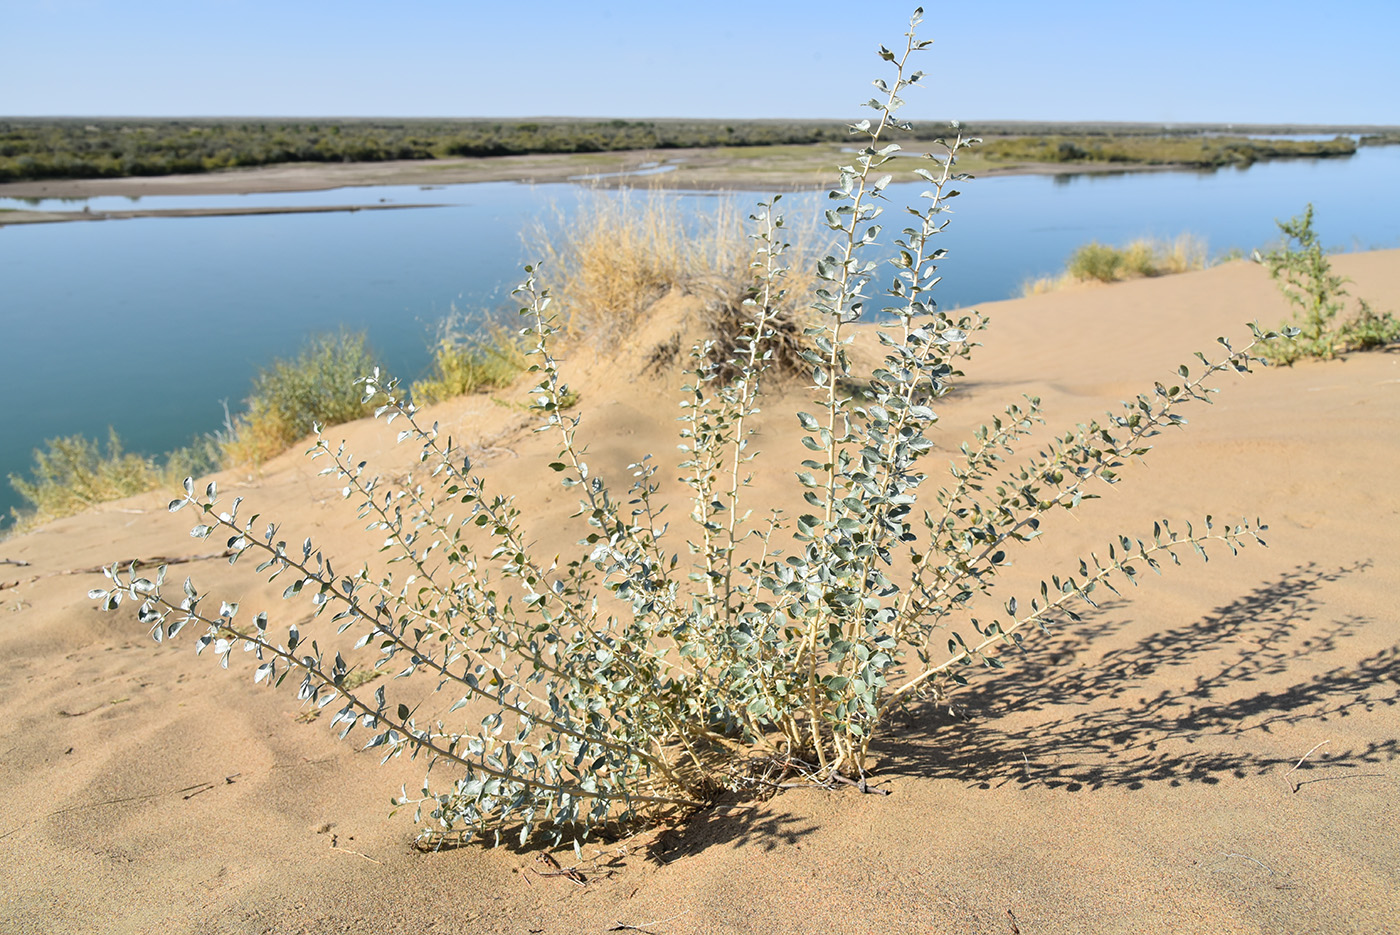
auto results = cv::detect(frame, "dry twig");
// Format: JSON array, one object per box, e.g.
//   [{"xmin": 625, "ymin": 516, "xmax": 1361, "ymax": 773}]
[
  {"xmin": 1282, "ymin": 740, "xmax": 1329, "ymax": 792},
  {"xmin": 330, "ymin": 833, "xmax": 383, "ymax": 864},
  {"xmin": 608, "ymin": 910, "xmax": 690, "ymax": 933},
  {"xmin": 531, "ymin": 851, "xmax": 587, "ymax": 885}
]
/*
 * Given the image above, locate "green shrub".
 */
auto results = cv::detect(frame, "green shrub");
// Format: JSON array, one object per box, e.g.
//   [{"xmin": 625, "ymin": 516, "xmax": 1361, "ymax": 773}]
[
  {"xmin": 1067, "ymin": 241, "xmax": 1129, "ymax": 282},
  {"xmin": 94, "ymin": 10, "xmax": 1279, "ymax": 851},
  {"xmin": 1339, "ymin": 299, "xmax": 1400, "ymax": 351},
  {"xmin": 222, "ymin": 330, "xmax": 386, "ymax": 466},
  {"xmin": 1257, "ymin": 205, "xmax": 1400, "ymax": 364}
]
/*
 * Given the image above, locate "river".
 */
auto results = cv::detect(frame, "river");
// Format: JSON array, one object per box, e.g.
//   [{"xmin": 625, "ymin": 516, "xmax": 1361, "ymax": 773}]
[{"xmin": 2, "ymin": 145, "xmax": 1398, "ymax": 525}]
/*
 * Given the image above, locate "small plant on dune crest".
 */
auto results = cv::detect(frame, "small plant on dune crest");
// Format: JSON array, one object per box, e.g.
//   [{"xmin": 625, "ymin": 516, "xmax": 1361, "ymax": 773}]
[
  {"xmin": 1256, "ymin": 204, "xmax": 1400, "ymax": 364},
  {"xmin": 93, "ymin": 10, "xmax": 1285, "ymax": 851},
  {"xmin": 1340, "ymin": 298, "xmax": 1400, "ymax": 352}
]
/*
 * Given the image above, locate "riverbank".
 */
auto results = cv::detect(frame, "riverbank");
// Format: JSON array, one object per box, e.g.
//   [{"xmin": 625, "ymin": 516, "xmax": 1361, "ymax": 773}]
[
  {"xmin": 4, "ymin": 136, "xmax": 1375, "ymax": 227},
  {"xmin": 0, "ymin": 201, "xmax": 444, "ymax": 225},
  {"xmin": 0, "ymin": 141, "xmax": 1230, "ymax": 207},
  {"xmin": 1, "ymin": 252, "xmax": 1397, "ymax": 933}
]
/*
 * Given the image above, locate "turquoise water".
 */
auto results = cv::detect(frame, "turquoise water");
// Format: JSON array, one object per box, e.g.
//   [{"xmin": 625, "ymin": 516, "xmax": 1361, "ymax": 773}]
[{"xmin": 3, "ymin": 146, "xmax": 1398, "ymax": 524}]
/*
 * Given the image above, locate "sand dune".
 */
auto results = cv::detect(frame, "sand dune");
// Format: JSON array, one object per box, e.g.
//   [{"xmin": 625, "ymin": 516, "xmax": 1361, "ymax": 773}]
[{"xmin": 1, "ymin": 253, "xmax": 1396, "ymax": 934}]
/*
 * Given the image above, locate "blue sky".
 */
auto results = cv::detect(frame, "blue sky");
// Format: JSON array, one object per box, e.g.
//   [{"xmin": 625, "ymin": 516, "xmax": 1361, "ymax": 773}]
[{"xmin": 3, "ymin": 0, "xmax": 1397, "ymax": 124}]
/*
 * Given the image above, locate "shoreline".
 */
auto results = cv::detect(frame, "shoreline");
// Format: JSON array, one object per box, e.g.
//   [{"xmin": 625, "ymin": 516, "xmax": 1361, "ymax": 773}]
[
  {"xmin": 0, "ymin": 144, "xmax": 1208, "ymax": 212},
  {"xmin": 0, "ymin": 201, "xmax": 444, "ymax": 226}
]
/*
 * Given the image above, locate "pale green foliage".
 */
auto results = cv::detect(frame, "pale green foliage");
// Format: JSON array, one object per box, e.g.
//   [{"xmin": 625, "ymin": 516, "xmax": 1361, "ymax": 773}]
[
  {"xmin": 1258, "ymin": 204, "xmax": 1400, "ymax": 364},
  {"xmin": 93, "ymin": 11, "xmax": 1277, "ymax": 851}
]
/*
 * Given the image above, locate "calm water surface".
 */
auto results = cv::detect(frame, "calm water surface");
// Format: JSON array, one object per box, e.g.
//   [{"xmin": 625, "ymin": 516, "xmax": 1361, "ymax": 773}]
[{"xmin": 3, "ymin": 146, "xmax": 1398, "ymax": 524}]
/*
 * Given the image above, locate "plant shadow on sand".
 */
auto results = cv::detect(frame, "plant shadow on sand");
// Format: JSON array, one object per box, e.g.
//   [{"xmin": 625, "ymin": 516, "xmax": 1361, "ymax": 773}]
[
  {"xmin": 876, "ymin": 561, "xmax": 1400, "ymax": 792},
  {"xmin": 418, "ymin": 791, "xmax": 819, "ymax": 863}
]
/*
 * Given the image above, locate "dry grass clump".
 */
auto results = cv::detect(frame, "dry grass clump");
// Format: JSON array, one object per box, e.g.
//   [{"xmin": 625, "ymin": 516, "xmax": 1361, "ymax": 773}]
[
  {"xmin": 536, "ymin": 191, "xmax": 819, "ymax": 378},
  {"xmin": 536, "ymin": 192, "xmax": 748, "ymax": 338},
  {"xmin": 1022, "ymin": 234, "xmax": 1209, "ymax": 295},
  {"xmin": 411, "ymin": 317, "xmax": 530, "ymax": 405}
]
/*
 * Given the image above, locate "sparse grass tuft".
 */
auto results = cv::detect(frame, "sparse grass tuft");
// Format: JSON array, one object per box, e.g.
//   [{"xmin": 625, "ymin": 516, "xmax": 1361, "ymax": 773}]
[
  {"xmin": 221, "ymin": 331, "xmax": 386, "ymax": 467},
  {"xmin": 1340, "ymin": 299, "xmax": 1400, "ymax": 351}
]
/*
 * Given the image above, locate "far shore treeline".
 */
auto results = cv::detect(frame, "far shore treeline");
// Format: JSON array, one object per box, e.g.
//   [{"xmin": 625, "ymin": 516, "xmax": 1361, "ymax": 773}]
[{"xmin": 1, "ymin": 117, "xmax": 1392, "ymax": 183}]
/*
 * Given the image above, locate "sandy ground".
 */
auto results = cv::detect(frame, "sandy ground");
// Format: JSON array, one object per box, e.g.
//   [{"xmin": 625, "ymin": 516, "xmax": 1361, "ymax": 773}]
[{"xmin": 1, "ymin": 253, "xmax": 1397, "ymax": 934}]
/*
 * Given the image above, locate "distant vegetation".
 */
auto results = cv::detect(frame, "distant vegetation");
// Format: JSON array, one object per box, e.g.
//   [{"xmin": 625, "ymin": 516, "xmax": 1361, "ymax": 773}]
[
  {"xmin": 979, "ymin": 134, "xmax": 1357, "ymax": 168},
  {"xmin": 0, "ymin": 117, "xmax": 1380, "ymax": 183},
  {"xmin": 0, "ymin": 118, "xmax": 872, "ymax": 181}
]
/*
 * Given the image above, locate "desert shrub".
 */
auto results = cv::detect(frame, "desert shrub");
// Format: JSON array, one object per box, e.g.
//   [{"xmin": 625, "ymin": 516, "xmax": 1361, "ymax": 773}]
[
  {"xmin": 411, "ymin": 318, "xmax": 530, "ymax": 405},
  {"xmin": 1257, "ymin": 204, "xmax": 1400, "ymax": 364},
  {"xmin": 94, "ymin": 11, "xmax": 1279, "ymax": 851},
  {"xmin": 1339, "ymin": 298, "xmax": 1400, "ymax": 351},
  {"xmin": 6, "ymin": 426, "xmax": 223, "ymax": 535},
  {"xmin": 221, "ymin": 330, "xmax": 386, "ymax": 466},
  {"xmin": 1065, "ymin": 241, "xmax": 1126, "ymax": 282}
]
